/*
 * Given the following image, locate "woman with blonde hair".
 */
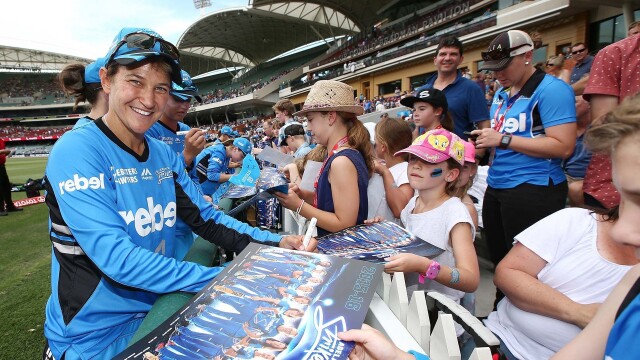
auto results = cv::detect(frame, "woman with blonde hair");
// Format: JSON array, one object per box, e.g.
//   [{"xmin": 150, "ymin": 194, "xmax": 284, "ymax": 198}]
[{"xmin": 275, "ymin": 80, "xmax": 373, "ymax": 236}]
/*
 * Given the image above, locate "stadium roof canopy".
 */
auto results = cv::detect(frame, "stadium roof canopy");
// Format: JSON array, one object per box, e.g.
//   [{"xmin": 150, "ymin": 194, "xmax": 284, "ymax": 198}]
[
  {"xmin": 178, "ymin": 1, "xmax": 390, "ymax": 75},
  {"xmin": 0, "ymin": 45, "xmax": 92, "ymax": 73}
]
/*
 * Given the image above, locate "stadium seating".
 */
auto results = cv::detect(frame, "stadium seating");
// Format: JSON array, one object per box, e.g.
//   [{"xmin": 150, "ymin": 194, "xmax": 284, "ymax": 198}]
[{"xmin": 0, "ymin": 73, "xmax": 73, "ymax": 106}]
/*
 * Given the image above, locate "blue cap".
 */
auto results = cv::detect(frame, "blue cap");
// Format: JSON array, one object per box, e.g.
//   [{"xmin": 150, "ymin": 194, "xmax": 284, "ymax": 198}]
[
  {"xmin": 104, "ymin": 27, "xmax": 182, "ymax": 83},
  {"xmin": 220, "ymin": 126, "xmax": 233, "ymax": 136},
  {"xmin": 84, "ymin": 56, "xmax": 108, "ymax": 84},
  {"xmin": 171, "ymin": 70, "xmax": 202, "ymax": 103},
  {"xmin": 232, "ymin": 130, "xmax": 240, "ymax": 137},
  {"xmin": 233, "ymin": 137, "xmax": 252, "ymax": 155}
]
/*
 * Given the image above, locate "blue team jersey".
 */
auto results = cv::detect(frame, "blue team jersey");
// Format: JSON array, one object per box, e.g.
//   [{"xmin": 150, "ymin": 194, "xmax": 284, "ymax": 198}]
[
  {"xmin": 487, "ymin": 70, "xmax": 576, "ymax": 189},
  {"xmin": 146, "ymin": 120, "xmax": 194, "ymax": 260},
  {"xmin": 191, "ymin": 143, "xmax": 229, "ymax": 196},
  {"xmin": 43, "ymin": 119, "xmax": 281, "ymax": 359},
  {"xmin": 605, "ymin": 287, "xmax": 640, "ymax": 359},
  {"xmin": 418, "ymin": 70, "xmax": 490, "ymax": 139},
  {"xmin": 72, "ymin": 116, "xmax": 94, "ymax": 129},
  {"xmin": 146, "ymin": 120, "xmax": 191, "ymax": 166}
]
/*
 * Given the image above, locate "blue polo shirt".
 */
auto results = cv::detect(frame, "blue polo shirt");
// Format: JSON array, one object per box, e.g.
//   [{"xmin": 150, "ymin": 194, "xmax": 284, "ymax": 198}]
[
  {"xmin": 417, "ymin": 70, "xmax": 490, "ymax": 139},
  {"xmin": 488, "ymin": 70, "xmax": 576, "ymax": 189},
  {"xmin": 569, "ymin": 55, "xmax": 593, "ymax": 84}
]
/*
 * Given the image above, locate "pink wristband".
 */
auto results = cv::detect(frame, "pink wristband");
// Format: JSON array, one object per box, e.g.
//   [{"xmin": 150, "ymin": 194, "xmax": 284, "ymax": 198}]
[{"xmin": 419, "ymin": 260, "xmax": 441, "ymax": 284}]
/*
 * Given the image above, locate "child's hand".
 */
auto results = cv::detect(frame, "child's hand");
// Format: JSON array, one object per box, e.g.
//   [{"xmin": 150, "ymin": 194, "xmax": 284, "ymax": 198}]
[
  {"xmin": 364, "ymin": 216, "xmax": 385, "ymax": 225},
  {"xmin": 373, "ymin": 159, "xmax": 388, "ymax": 175},
  {"xmin": 384, "ymin": 253, "xmax": 426, "ymax": 273}
]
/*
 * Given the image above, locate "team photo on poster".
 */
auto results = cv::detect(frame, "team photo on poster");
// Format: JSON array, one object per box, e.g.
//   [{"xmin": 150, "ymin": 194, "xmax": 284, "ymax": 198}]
[
  {"xmin": 115, "ymin": 243, "xmax": 383, "ymax": 360},
  {"xmin": 317, "ymin": 221, "xmax": 445, "ymax": 263}
]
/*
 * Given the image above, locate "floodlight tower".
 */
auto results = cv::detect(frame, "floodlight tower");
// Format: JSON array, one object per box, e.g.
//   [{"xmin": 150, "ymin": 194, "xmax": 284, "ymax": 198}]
[{"xmin": 193, "ymin": 0, "xmax": 211, "ymax": 16}]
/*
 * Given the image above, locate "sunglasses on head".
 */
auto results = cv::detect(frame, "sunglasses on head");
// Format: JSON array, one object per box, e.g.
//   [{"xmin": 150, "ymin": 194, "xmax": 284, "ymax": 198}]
[
  {"xmin": 171, "ymin": 94, "xmax": 192, "ymax": 103},
  {"xmin": 571, "ymin": 48, "xmax": 586, "ymax": 55},
  {"xmin": 481, "ymin": 43, "xmax": 530, "ymax": 61},
  {"xmin": 108, "ymin": 32, "xmax": 180, "ymax": 64}
]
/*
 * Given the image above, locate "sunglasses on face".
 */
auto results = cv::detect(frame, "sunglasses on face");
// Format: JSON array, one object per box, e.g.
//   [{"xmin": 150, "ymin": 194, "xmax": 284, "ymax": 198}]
[
  {"xmin": 571, "ymin": 48, "xmax": 586, "ymax": 55},
  {"xmin": 109, "ymin": 33, "xmax": 180, "ymax": 64},
  {"xmin": 481, "ymin": 43, "xmax": 530, "ymax": 61}
]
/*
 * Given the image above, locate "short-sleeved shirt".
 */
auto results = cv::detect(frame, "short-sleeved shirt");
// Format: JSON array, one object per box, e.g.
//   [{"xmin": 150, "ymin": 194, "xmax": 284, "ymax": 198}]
[
  {"xmin": 72, "ymin": 116, "xmax": 95, "ymax": 130},
  {"xmin": 569, "ymin": 55, "xmax": 594, "ymax": 84},
  {"xmin": 294, "ymin": 142, "xmax": 312, "ymax": 158},
  {"xmin": 418, "ymin": 70, "xmax": 490, "ymax": 139},
  {"xmin": 146, "ymin": 121, "xmax": 191, "ymax": 168},
  {"xmin": 563, "ymin": 133, "xmax": 592, "ymax": 179},
  {"xmin": 316, "ymin": 149, "xmax": 369, "ymax": 237},
  {"xmin": 0, "ymin": 138, "xmax": 6, "ymax": 165},
  {"xmin": 487, "ymin": 70, "xmax": 576, "ymax": 189},
  {"xmin": 191, "ymin": 143, "xmax": 229, "ymax": 196},
  {"xmin": 582, "ymin": 35, "xmax": 640, "ymax": 208},
  {"xmin": 485, "ymin": 208, "xmax": 632, "ymax": 359}
]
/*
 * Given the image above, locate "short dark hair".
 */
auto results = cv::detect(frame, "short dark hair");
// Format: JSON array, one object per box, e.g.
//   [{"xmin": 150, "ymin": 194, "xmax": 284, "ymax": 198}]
[
  {"xmin": 571, "ymin": 42, "xmax": 586, "ymax": 50},
  {"xmin": 436, "ymin": 36, "xmax": 464, "ymax": 56}
]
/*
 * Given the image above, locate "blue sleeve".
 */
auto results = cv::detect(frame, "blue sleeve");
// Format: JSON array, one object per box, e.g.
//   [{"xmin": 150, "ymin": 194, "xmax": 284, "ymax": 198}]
[
  {"xmin": 467, "ymin": 82, "xmax": 491, "ymax": 123},
  {"xmin": 207, "ymin": 146, "xmax": 226, "ymax": 182},
  {"xmin": 45, "ymin": 135, "xmax": 221, "ymax": 294},
  {"xmin": 408, "ymin": 350, "xmax": 430, "ymax": 360},
  {"xmin": 171, "ymin": 149, "xmax": 282, "ymax": 245},
  {"xmin": 538, "ymin": 79, "xmax": 577, "ymax": 128}
]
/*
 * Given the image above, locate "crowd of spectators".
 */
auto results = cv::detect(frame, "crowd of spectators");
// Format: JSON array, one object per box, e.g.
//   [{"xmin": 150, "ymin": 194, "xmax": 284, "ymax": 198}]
[
  {"xmin": 0, "ymin": 75, "xmax": 72, "ymax": 105},
  {"xmin": 199, "ymin": 67, "xmax": 297, "ymax": 106},
  {"xmin": 0, "ymin": 125, "xmax": 71, "ymax": 139},
  {"xmin": 313, "ymin": 0, "xmax": 489, "ymax": 68}
]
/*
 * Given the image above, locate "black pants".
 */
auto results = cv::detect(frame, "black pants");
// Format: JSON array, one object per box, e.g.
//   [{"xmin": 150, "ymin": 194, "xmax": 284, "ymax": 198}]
[
  {"xmin": 483, "ymin": 181, "xmax": 567, "ymax": 306},
  {"xmin": 0, "ymin": 164, "xmax": 13, "ymax": 210}
]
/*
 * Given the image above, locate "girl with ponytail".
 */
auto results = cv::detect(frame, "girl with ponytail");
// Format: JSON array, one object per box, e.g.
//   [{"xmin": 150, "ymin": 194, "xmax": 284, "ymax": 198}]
[
  {"xmin": 58, "ymin": 57, "xmax": 109, "ymax": 129},
  {"xmin": 275, "ymin": 80, "xmax": 372, "ymax": 236}
]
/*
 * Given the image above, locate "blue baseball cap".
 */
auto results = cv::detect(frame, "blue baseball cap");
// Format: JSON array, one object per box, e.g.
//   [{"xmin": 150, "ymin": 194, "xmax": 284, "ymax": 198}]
[
  {"xmin": 84, "ymin": 56, "xmax": 108, "ymax": 84},
  {"xmin": 232, "ymin": 130, "xmax": 240, "ymax": 137},
  {"xmin": 104, "ymin": 27, "xmax": 182, "ymax": 83},
  {"xmin": 171, "ymin": 70, "xmax": 202, "ymax": 103},
  {"xmin": 233, "ymin": 137, "xmax": 252, "ymax": 155},
  {"xmin": 220, "ymin": 126, "xmax": 233, "ymax": 136}
]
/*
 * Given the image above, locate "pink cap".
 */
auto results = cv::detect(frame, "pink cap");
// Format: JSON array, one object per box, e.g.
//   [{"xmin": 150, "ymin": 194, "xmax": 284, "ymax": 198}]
[
  {"xmin": 395, "ymin": 128, "xmax": 465, "ymax": 165},
  {"xmin": 463, "ymin": 140, "xmax": 476, "ymax": 163}
]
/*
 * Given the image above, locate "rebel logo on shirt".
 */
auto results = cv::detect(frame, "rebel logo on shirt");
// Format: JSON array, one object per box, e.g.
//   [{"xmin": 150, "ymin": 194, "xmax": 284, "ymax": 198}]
[
  {"xmin": 491, "ymin": 113, "xmax": 528, "ymax": 134},
  {"xmin": 119, "ymin": 197, "xmax": 177, "ymax": 237},
  {"xmin": 58, "ymin": 174, "xmax": 105, "ymax": 195}
]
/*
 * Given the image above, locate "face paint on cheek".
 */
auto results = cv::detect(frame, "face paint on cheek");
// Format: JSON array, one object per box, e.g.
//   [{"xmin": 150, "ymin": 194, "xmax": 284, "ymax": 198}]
[{"xmin": 431, "ymin": 168, "xmax": 443, "ymax": 177}]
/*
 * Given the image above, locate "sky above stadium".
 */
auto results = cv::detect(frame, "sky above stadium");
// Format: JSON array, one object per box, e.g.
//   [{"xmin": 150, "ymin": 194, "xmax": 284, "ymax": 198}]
[{"xmin": 1, "ymin": 0, "xmax": 247, "ymax": 60}]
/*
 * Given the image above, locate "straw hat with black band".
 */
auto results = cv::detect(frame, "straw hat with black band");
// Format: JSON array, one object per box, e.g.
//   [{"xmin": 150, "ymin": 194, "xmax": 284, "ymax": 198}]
[{"xmin": 293, "ymin": 80, "xmax": 364, "ymax": 116}]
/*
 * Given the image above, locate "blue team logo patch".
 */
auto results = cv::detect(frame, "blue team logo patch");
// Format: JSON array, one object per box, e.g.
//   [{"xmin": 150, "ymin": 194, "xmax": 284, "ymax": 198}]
[{"xmin": 156, "ymin": 167, "xmax": 173, "ymax": 184}]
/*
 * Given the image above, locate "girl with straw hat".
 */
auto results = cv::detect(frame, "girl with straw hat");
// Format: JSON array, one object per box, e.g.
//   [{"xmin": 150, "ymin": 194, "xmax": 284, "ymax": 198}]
[{"xmin": 275, "ymin": 80, "xmax": 374, "ymax": 236}]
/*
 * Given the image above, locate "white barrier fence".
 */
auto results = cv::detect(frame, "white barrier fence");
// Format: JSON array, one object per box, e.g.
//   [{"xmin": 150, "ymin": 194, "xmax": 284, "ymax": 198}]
[{"xmin": 283, "ymin": 209, "xmax": 499, "ymax": 359}]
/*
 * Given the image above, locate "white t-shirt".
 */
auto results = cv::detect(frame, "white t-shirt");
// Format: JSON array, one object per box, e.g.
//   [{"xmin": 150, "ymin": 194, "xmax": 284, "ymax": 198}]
[
  {"xmin": 401, "ymin": 196, "xmax": 475, "ymax": 302},
  {"xmin": 467, "ymin": 165, "xmax": 488, "ymax": 228},
  {"xmin": 484, "ymin": 208, "xmax": 633, "ymax": 360},
  {"xmin": 367, "ymin": 162, "xmax": 409, "ymax": 224}
]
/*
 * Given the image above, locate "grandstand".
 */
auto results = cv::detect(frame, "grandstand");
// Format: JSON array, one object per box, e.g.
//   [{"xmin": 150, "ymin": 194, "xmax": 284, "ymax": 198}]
[{"xmin": 0, "ymin": 0, "xmax": 638, "ymax": 149}]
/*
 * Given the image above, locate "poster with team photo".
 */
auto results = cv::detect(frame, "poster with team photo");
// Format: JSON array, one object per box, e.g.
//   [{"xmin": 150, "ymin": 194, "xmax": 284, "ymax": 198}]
[
  {"xmin": 115, "ymin": 243, "xmax": 383, "ymax": 360},
  {"xmin": 225, "ymin": 168, "xmax": 289, "ymax": 216},
  {"xmin": 317, "ymin": 221, "xmax": 445, "ymax": 263}
]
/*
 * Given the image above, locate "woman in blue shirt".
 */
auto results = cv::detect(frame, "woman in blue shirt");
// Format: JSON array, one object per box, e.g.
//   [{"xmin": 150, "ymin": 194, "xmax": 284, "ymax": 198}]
[{"xmin": 42, "ymin": 27, "xmax": 311, "ymax": 360}]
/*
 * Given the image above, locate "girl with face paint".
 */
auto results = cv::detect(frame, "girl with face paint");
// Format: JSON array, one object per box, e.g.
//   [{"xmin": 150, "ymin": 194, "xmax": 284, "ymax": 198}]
[{"xmin": 367, "ymin": 128, "xmax": 480, "ymax": 338}]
